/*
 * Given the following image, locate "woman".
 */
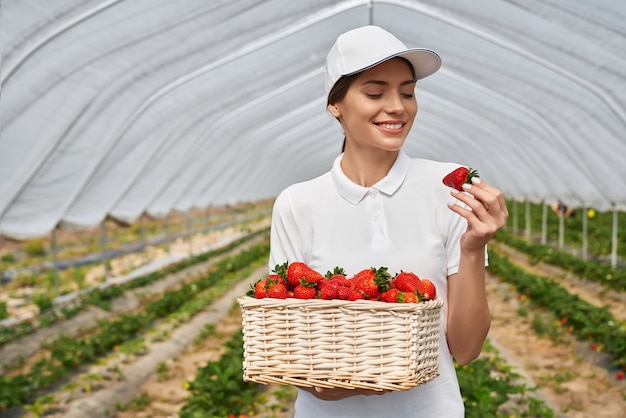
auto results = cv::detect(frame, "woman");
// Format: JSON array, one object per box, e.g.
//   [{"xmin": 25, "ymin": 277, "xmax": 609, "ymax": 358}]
[{"xmin": 269, "ymin": 25, "xmax": 508, "ymax": 417}]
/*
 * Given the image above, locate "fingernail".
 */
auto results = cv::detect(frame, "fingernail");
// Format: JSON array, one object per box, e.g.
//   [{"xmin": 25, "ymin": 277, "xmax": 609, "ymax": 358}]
[
  {"xmin": 462, "ymin": 183, "xmax": 472, "ymax": 190},
  {"xmin": 471, "ymin": 177, "xmax": 481, "ymax": 185},
  {"xmin": 450, "ymin": 188, "xmax": 459, "ymax": 194}
]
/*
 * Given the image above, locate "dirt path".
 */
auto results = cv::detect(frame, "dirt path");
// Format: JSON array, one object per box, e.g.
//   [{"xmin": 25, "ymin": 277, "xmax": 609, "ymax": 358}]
[
  {"xmin": 114, "ymin": 301, "xmax": 295, "ymax": 418},
  {"xmin": 486, "ymin": 275, "xmax": 626, "ymax": 417}
]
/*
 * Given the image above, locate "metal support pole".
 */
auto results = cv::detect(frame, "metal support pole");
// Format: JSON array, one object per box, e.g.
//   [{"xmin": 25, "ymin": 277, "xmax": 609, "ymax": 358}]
[
  {"xmin": 166, "ymin": 214, "xmax": 171, "ymax": 255},
  {"xmin": 512, "ymin": 200, "xmax": 518, "ymax": 233},
  {"xmin": 541, "ymin": 201, "xmax": 547, "ymax": 245},
  {"xmin": 187, "ymin": 212, "xmax": 193, "ymax": 256},
  {"xmin": 101, "ymin": 220, "xmax": 109, "ymax": 279},
  {"xmin": 51, "ymin": 229, "xmax": 60, "ymax": 297},
  {"xmin": 611, "ymin": 205, "xmax": 618, "ymax": 268},
  {"xmin": 558, "ymin": 208, "xmax": 565, "ymax": 249},
  {"xmin": 582, "ymin": 206, "xmax": 588, "ymax": 260},
  {"xmin": 525, "ymin": 200, "xmax": 531, "ymax": 240}
]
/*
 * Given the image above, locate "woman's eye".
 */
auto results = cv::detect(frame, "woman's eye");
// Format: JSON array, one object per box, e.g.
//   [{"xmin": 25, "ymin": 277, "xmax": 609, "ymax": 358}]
[
  {"xmin": 365, "ymin": 93, "xmax": 382, "ymax": 99},
  {"xmin": 401, "ymin": 93, "xmax": 414, "ymax": 99}
]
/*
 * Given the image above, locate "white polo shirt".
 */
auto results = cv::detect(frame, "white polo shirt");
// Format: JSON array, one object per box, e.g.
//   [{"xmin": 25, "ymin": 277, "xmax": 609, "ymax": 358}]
[{"xmin": 269, "ymin": 150, "xmax": 470, "ymax": 417}]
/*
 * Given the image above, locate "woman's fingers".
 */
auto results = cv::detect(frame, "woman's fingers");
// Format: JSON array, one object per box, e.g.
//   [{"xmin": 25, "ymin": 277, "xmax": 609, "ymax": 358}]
[{"xmin": 448, "ymin": 178, "xmax": 508, "ymax": 238}]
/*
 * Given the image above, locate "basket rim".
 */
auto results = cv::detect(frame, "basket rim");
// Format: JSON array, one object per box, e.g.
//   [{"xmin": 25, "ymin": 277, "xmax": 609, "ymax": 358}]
[{"xmin": 238, "ymin": 295, "xmax": 443, "ymax": 311}]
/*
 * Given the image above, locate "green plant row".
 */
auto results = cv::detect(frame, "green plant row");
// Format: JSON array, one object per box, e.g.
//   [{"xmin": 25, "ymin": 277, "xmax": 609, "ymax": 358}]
[
  {"xmin": 457, "ymin": 339, "xmax": 555, "ymax": 417},
  {"xmin": 178, "ymin": 329, "xmax": 260, "ymax": 418},
  {"xmin": 495, "ymin": 230, "xmax": 626, "ymax": 292},
  {"xmin": 0, "ymin": 240, "xmax": 270, "ymax": 410},
  {"xmin": 0, "ymin": 229, "xmax": 268, "ymax": 348},
  {"xmin": 487, "ymin": 250, "xmax": 626, "ymax": 370}
]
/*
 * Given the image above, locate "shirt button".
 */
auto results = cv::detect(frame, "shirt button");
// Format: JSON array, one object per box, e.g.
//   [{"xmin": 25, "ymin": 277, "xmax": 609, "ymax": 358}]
[
  {"xmin": 370, "ymin": 190, "xmax": 378, "ymax": 199},
  {"xmin": 372, "ymin": 213, "xmax": 380, "ymax": 221}
]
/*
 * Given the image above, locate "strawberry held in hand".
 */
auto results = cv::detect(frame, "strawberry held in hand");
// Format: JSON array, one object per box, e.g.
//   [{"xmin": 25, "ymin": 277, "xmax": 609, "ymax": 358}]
[{"xmin": 442, "ymin": 167, "xmax": 479, "ymax": 191}]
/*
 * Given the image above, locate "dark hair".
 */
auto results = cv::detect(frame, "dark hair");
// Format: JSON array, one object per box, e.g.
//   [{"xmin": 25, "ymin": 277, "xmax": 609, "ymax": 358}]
[{"xmin": 327, "ymin": 57, "xmax": 417, "ymax": 152}]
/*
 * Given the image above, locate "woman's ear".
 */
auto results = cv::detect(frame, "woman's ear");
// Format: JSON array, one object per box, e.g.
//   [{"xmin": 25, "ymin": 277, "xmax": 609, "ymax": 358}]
[{"xmin": 327, "ymin": 103, "xmax": 341, "ymax": 118}]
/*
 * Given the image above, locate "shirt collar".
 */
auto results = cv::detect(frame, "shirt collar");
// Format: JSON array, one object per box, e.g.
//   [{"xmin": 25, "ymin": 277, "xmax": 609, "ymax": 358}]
[{"xmin": 331, "ymin": 150, "xmax": 411, "ymax": 204}]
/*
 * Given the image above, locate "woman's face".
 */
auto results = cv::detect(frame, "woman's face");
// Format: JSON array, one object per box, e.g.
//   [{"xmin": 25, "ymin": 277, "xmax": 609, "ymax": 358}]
[{"xmin": 329, "ymin": 58, "xmax": 417, "ymax": 153}]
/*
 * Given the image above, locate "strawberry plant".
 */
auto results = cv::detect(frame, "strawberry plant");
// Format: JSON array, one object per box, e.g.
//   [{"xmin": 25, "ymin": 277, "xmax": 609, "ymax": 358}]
[
  {"xmin": 488, "ymin": 250, "xmax": 626, "ymax": 370},
  {"xmin": 179, "ymin": 330, "xmax": 259, "ymax": 418},
  {"xmin": 495, "ymin": 230, "xmax": 626, "ymax": 292},
  {"xmin": 457, "ymin": 340, "xmax": 554, "ymax": 417}
]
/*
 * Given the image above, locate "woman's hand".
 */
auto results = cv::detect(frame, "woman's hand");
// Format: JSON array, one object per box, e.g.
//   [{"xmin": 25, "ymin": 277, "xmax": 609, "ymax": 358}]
[
  {"xmin": 447, "ymin": 176, "xmax": 508, "ymax": 252},
  {"xmin": 301, "ymin": 385, "xmax": 390, "ymax": 401}
]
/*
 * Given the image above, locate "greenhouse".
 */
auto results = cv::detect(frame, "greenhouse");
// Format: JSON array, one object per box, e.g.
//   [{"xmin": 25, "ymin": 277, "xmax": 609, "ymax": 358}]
[{"xmin": 1, "ymin": 1, "xmax": 625, "ymax": 417}]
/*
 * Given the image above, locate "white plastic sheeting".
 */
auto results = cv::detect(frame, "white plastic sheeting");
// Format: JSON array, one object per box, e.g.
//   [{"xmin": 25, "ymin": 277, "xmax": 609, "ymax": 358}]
[{"xmin": 1, "ymin": 0, "xmax": 625, "ymax": 241}]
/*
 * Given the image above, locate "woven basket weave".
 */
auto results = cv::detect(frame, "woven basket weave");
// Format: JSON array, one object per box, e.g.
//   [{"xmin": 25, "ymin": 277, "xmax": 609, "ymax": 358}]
[{"xmin": 238, "ymin": 296, "xmax": 443, "ymax": 391}]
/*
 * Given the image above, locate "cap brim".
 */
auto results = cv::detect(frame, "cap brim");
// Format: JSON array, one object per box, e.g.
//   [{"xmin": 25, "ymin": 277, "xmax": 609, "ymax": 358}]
[{"xmin": 344, "ymin": 48, "xmax": 441, "ymax": 81}]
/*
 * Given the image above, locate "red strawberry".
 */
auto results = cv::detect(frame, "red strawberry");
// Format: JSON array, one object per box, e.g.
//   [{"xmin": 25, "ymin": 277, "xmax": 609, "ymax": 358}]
[
  {"xmin": 268, "ymin": 273, "xmax": 286, "ymax": 287},
  {"xmin": 287, "ymin": 262, "xmax": 324, "ymax": 288},
  {"xmin": 420, "ymin": 279, "xmax": 436, "ymax": 300},
  {"xmin": 319, "ymin": 282, "xmax": 339, "ymax": 300},
  {"xmin": 352, "ymin": 267, "xmax": 391, "ymax": 299},
  {"xmin": 617, "ymin": 371, "xmax": 624, "ymax": 380},
  {"xmin": 267, "ymin": 282, "xmax": 288, "ymax": 299},
  {"xmin": 397, "ymin": 291, "xmax": 418, "ymax": 303},
  {"xmin": 294, "ymin": 283, "xmax": 317, "ymax": 299},
  {"xmin": 317, "ymin": 277, "xmax": 331, "ymax": 289},
  {"xmin": 394, "ymin": 271, "xmax": 424, "ymax": 294},
  {"xmin": 326, "ymin": 266, "xmax": 347, "ymax": 280},
  {"xmin": 337, "ymin": 285, "xmax": 352, "ymax": 300},
  {"xmin": 348, "ymin": 288, "xmax": 365, "ymax": 301},
  {"xmin": 380, "ymin": 288, "xmax": 400, "ymax": 303},
  {"xmin": 442, "ymin": 167, "xmax": 479, "ymax": 191},
  {"xmin": 252, "ymin": 278, "xmax": 268, "ymax": 299}
]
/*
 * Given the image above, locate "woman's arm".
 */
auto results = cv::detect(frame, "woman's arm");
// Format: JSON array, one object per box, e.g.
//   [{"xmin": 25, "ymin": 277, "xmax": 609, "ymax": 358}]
[{"xmin": 445, "ymin": 177, "xmax": 508, "ymax": 365}]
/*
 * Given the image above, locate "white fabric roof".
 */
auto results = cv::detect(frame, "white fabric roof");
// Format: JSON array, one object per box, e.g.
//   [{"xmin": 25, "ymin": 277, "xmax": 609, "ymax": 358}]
[{"xmin": 1, "ymin": 0, "xmax": 625, "ymax": 241}]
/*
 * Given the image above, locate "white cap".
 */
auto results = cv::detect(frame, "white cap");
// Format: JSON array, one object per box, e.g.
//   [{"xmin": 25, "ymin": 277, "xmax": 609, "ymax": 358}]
[{"xmin": 325, "ymin": 25, "xmax": 441, "ymax": 95}]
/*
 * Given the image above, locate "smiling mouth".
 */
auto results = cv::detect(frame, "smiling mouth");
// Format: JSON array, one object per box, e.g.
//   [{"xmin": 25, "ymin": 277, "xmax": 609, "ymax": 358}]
[{"xmin": 376, "ymin": 123, "xmax": 404, "ymax": 129}]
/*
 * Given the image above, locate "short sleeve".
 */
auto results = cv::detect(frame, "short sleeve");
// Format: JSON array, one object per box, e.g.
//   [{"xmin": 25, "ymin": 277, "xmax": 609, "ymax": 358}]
[{"xmin": 269, "ymin": 189, "xmax": 304, "ymax": 272}]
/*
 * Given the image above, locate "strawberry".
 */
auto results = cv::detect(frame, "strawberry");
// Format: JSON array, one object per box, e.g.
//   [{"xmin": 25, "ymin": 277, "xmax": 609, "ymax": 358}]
[
  {"xmin": 617, "ymin": 371, "xmax": 624, "ymax": 380},
  {"xmin": 294, "ymin": 282, "xmax": 317, "ymax": 299},
  {"xmin": 317, "ymin": 277, "xmax": 331, "ymax": 289},
  {"xmin": 352, "ymin": 267, "xmax": 391, "ymax": 299},
  {"xmin": 319, "ymin": 282, "xmax": 339, "ymax": 299},
  {"xmin": 401, "ymin": 292, "xmax": 418, "ymax": 303},
  {"xmin": 251, "ymin": 278, "xmax": 268, "ymax": 299},
  {"xmin": 267, "ymin": 282, "xmax": 288, "ymax": 299},
  {"xmin": 442, "ymin": 167, "xmax": 479, "ymax": 191},
  {"xmin": 268, "ymin": 273, "xmax": 286, "ymax": 287},
  {"xmin": 380, "ymin": 288, "xmax": 400, "ymax": 303},
  {"xmin": 394, "ymin": 271, "xmax": 424, "ymax": 294},
  {"xmin": 326, "ymin": 266, "xmax": 347, "ymax": 280},
  {"xmin": 287, "ymin": 262, "xmax": 324, "ymax": 288},
  {"xmin": 348, "ymin": 288, "xmax": 365, "ymax": 301},
  {"xmin": 420, "ymin": 279, "xmax": 437, "ymax": 300},
  {"xmin": 337, "ymin": 285, "xmax": 352, "ymax": 300}
]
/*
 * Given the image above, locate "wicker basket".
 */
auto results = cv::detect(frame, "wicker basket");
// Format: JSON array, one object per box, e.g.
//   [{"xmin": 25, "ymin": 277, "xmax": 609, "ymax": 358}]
[{"xmin": 238, "ymin": 296, "xmax": 443, "ymax": 391}]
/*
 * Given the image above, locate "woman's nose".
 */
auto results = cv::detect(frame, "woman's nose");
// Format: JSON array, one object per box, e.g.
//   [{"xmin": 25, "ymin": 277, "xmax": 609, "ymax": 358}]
[{"xmin": 384, "ymin": 94, "xmax": 405, "ymax": 114}]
